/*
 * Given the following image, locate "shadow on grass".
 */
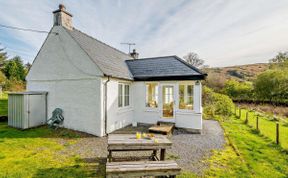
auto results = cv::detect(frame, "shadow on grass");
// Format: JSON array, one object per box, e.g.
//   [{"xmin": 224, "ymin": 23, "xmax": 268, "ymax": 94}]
[
  {"xmin": 243, "ymin": 121, "xmax": 288, "ymax": 154},
  {"xmin": 0, "ymin": 122, "xmax": 96, "ymax": 139},
  {"xmin": 32, "ymin": 157, "xmax": 106, "ymax": 178}
]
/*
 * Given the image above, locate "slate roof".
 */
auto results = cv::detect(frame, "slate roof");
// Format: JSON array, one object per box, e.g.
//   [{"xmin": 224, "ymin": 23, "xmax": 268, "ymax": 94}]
[
  {"xmin": 65, "ymin": 28, "xmax": 133, "ymax": 80},
  {"xmin": 64, "ymin": 27, "xmax": 205, "ymax": 81},
  {"xmin": 125, "ymin": 56, "xmax": 207, "ymax": 81}
]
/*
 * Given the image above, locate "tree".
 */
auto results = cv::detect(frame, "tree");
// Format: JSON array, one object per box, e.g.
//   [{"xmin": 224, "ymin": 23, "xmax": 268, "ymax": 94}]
[
  {"xmin": 3, "ymin": 56, "xmax": 26, "ymax": 81},
  {"xmin": 183, "ymin": 52, "xmax": 204, "ymax": 67},
  {"xmin": 269, "ymin": 52, "xmax": 288, "ymax": 69},
  {"xmin": 0, "ymin": 71, "xmax": 6, "ymax": 85},
  {"xmin": 0, "ymin": 47, "xmax": 8, "ymax": 69},
  {"xmin": 254, "ymin": 69, "xmax": 288, "ymax": 103}
]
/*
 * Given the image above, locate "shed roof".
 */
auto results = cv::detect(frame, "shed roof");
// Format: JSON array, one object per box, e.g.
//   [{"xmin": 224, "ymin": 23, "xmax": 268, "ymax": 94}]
[
  {"xmin": 65, "ymin": 28, "xmax": 133, "ymax": 80},
  {"xmin": 125, "ymin": 56, "xmax": 206, "ymax": 81}
]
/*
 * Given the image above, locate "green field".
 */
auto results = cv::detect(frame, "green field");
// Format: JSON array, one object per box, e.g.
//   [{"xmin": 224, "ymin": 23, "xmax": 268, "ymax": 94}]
[
  {"xmin": 180, "ymin": 115, "xmax": 288, "ymax": 177},
  {"xmin": 235, "ymin": 107, "xmax": 288, "ymax": 150}
]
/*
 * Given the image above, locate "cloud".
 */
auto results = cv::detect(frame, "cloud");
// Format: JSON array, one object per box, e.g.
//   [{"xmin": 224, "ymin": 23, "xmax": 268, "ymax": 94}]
[{"xmin": 0, "ymin": 0, "xmax": 288, "ymax": 66}]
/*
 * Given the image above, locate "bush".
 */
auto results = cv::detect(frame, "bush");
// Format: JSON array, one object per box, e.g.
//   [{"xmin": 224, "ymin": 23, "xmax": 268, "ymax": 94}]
[
  {"xmin": 203, "ymin": 86, "xmax": 234, "ymax": 118},
  {"xmin": 3, "ymin": 79, "xmax": 25, "ymax": 92},
  {"xmin": 254, "ymin": 69, "xmax": 288, "ymax": 104},
  {"xmin": 223, "ymin": 79, "xmax": 253, "ymax": 100},
  {"xmin": 204, "ymin": 72, "xmax": 226, "ymax": 92}
]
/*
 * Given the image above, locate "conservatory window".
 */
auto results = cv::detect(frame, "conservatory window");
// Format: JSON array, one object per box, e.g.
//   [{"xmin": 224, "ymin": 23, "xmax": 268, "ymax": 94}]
[
  {"xmin": 146, "ymin": 83, "xmax": 158, "ymax": 108},
  {"xmin": 179, "ymin": 84, "xmax": 193, "ymax": 110}
]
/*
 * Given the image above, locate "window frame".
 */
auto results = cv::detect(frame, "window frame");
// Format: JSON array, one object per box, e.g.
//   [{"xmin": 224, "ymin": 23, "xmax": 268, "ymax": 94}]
[
  {"xmin": 145, "ymin": 82, "xmax": 159, "ymax": 109},
  {"xmin": 178, "ymin": 83, "xmax": 194, "ymax": 111},
  {"xmin": 118, "ymin": 83, "xmax": 130, "ymax": 108}
]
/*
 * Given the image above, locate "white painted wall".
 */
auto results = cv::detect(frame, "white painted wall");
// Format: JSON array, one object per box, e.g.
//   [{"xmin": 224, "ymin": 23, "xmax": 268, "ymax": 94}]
[
  {"xmin": 132, "ymin": 81, "xmax": 203, "ymax": 130},
  {"xmin": 27, "ymin": 78, "xmax": 103, "ymax": 136},
  {"xmin": 105, "ymin": 78, "xmax": 133, "ymax": 133},
  {"xmin": 26, "ymin": 26, "xmax": 104, "ymax": 136}
]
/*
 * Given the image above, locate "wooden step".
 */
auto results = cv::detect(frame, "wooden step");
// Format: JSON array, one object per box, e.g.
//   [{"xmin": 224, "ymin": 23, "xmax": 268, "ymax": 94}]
[{"xmin": 149, "ymin": 124, "xmax": 174, "ymax": 135}]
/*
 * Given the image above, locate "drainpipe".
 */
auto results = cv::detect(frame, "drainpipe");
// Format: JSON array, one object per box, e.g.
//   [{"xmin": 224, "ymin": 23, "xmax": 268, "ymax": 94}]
[{"xmin": 103, "ymin": 75, "xmax": 110, "ymax": 136}]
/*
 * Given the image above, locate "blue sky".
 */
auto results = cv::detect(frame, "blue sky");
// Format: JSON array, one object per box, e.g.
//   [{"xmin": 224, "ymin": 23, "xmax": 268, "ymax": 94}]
[{"xmin": 0, "ymin": 0, "xmax": 288, "ymax": 67}]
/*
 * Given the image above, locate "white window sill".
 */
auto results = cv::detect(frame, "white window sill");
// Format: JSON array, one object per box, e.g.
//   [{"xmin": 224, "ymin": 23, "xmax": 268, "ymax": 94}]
[
  {"xmin": 117, "ymin": 106, "xmax": 133, "ymax": 113},
  {"xmin": 176, "ymin": 110, "xmax": 202, "ymax": 115},
  {"xmin": 144, "ymin": 108, "xmax": 159, "ymax": 112}
]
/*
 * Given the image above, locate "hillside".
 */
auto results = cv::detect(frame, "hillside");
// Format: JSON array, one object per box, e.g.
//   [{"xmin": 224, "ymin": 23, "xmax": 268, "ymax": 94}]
[{"xmin": 204, "ymin": 63, "xmax": 269, "ymax": 82}]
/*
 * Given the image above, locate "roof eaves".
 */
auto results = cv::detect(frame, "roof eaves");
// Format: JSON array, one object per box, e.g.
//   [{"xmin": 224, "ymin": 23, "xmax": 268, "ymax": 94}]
[{"xmin": 133, "ymin": 75, "xmax": 206, "ymax": 81}]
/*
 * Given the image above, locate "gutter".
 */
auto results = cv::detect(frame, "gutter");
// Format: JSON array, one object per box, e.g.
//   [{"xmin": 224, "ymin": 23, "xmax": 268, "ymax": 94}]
[{"xmin": 103, "ymin": 75, "xmax": 111, "ymax": 135}]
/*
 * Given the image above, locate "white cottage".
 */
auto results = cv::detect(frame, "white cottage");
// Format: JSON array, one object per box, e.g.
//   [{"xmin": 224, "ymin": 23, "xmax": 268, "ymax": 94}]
[{"xmin": 26, "ymin": 5, "xmax": 207, "ymax": 137}]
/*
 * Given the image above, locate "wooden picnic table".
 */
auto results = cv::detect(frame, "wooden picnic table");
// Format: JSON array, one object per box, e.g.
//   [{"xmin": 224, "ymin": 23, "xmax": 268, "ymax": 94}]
[{"xmin": 107, "ymin": 134, "xmax": 172, "ymax": 162}]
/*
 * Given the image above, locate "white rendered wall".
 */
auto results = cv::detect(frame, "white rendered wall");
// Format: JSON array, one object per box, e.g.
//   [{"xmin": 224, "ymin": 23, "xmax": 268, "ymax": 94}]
[
  {"xmin": 27, "ymin": 79, "xmax": 103, "ymax": 136},
  {"xmin": 26, "ymin": 25, "xmax": 104, "ymax": 136},
  {"xmin": 105, "ymin": 78, "xmax": 133, "ymax": 133},
  {"xmin": 132, "ymin": 81, "xmax": 203, "ymax": 130}
]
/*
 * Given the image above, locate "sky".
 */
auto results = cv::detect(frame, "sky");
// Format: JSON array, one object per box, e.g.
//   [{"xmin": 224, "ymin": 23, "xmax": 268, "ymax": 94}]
[{"xmin": 0, "ymin": 0, "xmax": 288, "ymax": 67}]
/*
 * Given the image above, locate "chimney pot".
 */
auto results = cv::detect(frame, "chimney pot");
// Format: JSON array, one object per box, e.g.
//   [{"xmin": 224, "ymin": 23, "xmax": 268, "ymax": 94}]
[
  {"xmin": 130, "ymin": 49, "xmax": 139, "ymax": 59},
  {"xmin": 59, "ymin": 4, "xmax": 66, "ymax": 10}
]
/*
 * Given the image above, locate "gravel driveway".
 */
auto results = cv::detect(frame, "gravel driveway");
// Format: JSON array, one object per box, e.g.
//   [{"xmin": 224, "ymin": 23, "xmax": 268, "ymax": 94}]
[{"xmin": 64, "ymin": 120, "xmax": 225, "ymax": 176}]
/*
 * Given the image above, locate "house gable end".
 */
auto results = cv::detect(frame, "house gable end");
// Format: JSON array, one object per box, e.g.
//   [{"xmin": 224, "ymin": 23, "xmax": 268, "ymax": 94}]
[{"xmin": 26, "ymin": 26, "xmax": 103, "ymax": 81}]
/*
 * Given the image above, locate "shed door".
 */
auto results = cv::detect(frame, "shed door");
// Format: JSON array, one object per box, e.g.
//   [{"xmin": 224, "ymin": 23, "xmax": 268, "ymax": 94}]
[{"xmin": 27, "ymin": 95, "xmax": 46, "ymax": 127}]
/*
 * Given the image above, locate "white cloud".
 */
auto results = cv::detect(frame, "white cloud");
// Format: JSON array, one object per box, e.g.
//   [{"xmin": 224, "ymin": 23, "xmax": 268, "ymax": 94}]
[{"xmin": 0, "ymin": 0, "xmax": 288, "ymax": 66}]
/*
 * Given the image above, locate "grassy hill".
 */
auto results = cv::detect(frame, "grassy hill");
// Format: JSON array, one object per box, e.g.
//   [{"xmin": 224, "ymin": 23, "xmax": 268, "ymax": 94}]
[{"xmin": 204, "ymin": 63, "xmax": 269, "ymax": 82}]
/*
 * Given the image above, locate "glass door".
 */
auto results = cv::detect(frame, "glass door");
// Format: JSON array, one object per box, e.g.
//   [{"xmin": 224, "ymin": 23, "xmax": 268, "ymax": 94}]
[{"xmin": 162, "ymin": 85, "xmax": 174, "ymax": 118}]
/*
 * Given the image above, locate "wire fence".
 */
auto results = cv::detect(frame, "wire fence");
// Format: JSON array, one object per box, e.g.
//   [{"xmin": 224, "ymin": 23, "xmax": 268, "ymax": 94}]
[{"xmin": 232, "ymin": 105, "xmax": 288, "ymax": 150}]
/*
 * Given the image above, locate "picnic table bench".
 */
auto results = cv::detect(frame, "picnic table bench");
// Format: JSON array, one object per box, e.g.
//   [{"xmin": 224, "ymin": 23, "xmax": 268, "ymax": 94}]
[
  {"xmin": 106, "ymin": 134, "xmax": 180, "ymax": 177},
  {"xmin": 107, "ymin": 134, "xmax": 172, "ymax": 162},
  {"xmin": 106, "ymin": 160, "xmax": 181, "ymax": 178}
]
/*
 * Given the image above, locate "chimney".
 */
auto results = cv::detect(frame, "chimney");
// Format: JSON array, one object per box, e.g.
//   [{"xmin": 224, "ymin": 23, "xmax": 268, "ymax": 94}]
[
  {"xmin": 130, "ymin": 49, "xmax": 139, "ymax": 59},
  {"xmin": 53, "ymin": 4, "xmax": 73, "ymax": 30}
]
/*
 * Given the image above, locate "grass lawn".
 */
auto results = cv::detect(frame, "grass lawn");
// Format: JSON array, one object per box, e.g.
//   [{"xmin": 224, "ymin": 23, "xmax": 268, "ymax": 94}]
[
  {"xmin": 180, "ymin": 115, "xmax": 288, "ymax": 177},
  {"xmin": 236, "ymin": 108, "xmax": 288, "ymax": 150},
  {"xmin": 0, "ymin": 122, "xmax": 105, "ymax": 178},
  {"xmin": 0, "ymin": 99, "xmax": 8, "ymax": 117}
]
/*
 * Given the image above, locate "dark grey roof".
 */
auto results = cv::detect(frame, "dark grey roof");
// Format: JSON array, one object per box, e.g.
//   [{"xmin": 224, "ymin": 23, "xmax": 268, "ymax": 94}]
[
  {"xmin": 125, "ymin": 56, "xmax": 206, "ymax": 81},
  {"xmin": 65, "ymin": 28, "xmax": 133, "ymax": 80}
]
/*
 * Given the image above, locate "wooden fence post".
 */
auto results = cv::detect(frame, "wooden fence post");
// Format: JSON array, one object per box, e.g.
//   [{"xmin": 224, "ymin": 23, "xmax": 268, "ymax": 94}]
[
  {"xmin": 239, "ymin": 109, "xmax": 242, "ymax": 119},
  {"xmin": 276, "ymin": 123, "xmax": 279, "ymax": 145},
  {"xmin": 245, "ymin": 111, "xmax": 249, "ymax": 124},
  {"xmin": 256, "ymin": 116, "xmax": 259, "ymax": 131}
]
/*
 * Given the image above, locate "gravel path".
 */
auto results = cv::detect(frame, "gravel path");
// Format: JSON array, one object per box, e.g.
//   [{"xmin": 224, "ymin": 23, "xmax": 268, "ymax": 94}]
[
  {"xmin": 169, "ymin": 120, "xmax": 225, "ymax": 174},
  {"xmin": 63, "ymin": 120, "xmax": 225, "ymax": 175}
]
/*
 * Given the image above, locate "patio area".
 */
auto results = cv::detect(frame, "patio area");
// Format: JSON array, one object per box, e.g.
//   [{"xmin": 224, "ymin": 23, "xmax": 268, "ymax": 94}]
[{"xmin": 68, "ymin": 120, "xmax": 225, "ymax": 175}]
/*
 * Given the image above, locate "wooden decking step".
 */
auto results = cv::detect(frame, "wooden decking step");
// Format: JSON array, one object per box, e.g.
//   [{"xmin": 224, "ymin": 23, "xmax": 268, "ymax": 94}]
[
  {"xmin": 149, "ymin": 123, "xmax": 174, "ymax": 135},
  {"xmin": 106, "ymin": 160, "xmax": 181, "ymax": 178}
]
